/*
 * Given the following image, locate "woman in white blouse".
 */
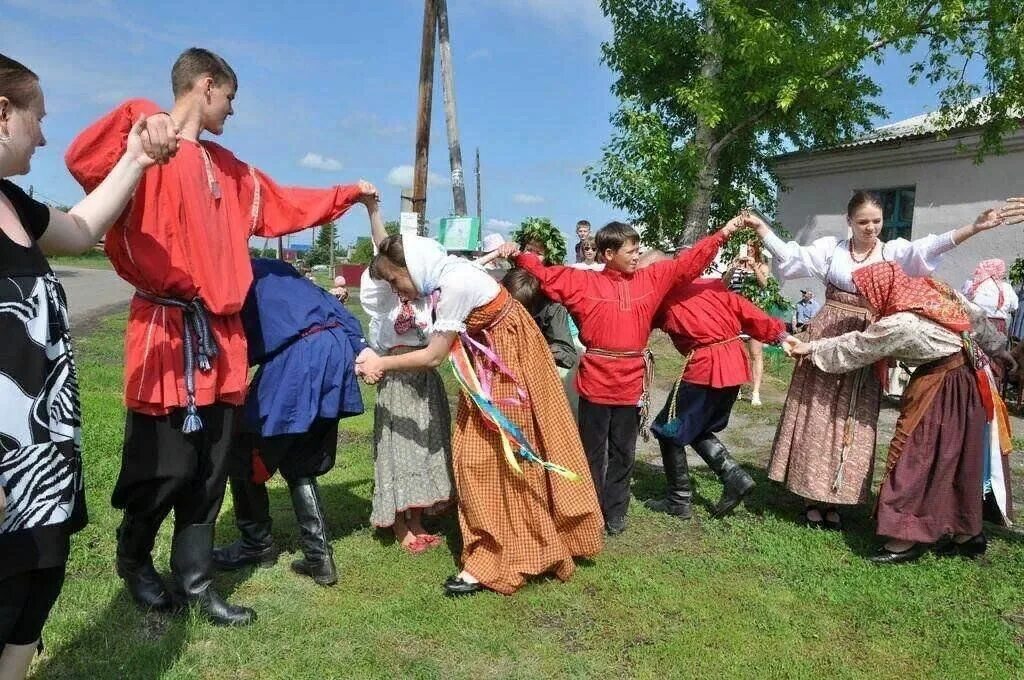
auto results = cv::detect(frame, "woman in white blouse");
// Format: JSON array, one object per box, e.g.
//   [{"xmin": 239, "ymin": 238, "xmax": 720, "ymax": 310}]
[
  {"xmin": 961, "ymin": 258, "xmax": 1018, "ymax": 333},
  {"xmin": 742, "ymin": 191, "xmax": 1008, "ymax": 530}
]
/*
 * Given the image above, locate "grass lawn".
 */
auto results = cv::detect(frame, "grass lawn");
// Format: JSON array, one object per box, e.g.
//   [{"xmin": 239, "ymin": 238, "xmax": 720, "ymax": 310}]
[
  {"xmin": 33, "ymin": 308, "xmax": 1024, "ymax": 679},
  {"xmin": 48, "ymin": 250, "xmax": 115, "ymax": 270}
]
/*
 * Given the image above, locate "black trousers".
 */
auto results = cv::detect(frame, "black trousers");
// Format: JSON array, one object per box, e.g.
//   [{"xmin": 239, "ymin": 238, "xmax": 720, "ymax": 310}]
[
  {"xmin": 578, "ymin": 397, "xmax": 639, "ymax": 522},
  {"xmin": 0, "ymin": 565, "xmax": 66, "ymax": 646},
  {"xmin": 111, "ymin": 404, "xmax": 237, "ymax": 531}
]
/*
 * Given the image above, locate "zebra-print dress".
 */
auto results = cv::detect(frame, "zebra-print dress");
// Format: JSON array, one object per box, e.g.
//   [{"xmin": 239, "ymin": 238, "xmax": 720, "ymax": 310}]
[{"xmin": 0, "ymin": 180, "xmax": 86, "ymax": 580}]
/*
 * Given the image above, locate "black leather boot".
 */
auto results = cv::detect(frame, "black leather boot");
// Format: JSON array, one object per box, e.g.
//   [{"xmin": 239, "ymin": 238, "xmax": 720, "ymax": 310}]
[
  {"xmin": 212, "ymin": 477, "xmax": 279, "ymax": 570},
  {"xmin": 644, "ymin": 439, "xmax": 693, "ymax": 519},
  {"xmin": 115, "ymin": 512, "xmax": 174, "ymax": 611},
  {"xmin": 287, "ymin": 478, "xmax": 338, "ymax": 586},
  {"xmin": 692, "ymin": 435, "xmax": 754, "ymax": 517},
  {"xmin": 170, "ymin": 523, "xmax": 256, "ymax": 627}
]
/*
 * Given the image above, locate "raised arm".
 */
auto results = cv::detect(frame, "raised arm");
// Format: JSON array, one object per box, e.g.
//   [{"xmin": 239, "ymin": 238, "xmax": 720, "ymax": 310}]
[
  {"xmin": 40, "ymin": 115, "xmax": 162, "ymax": 255},
  {"xmin": 251, "ymin": 172, "xmax": 376, "ymax": 238},
  {"xmin": 504, "ymin": 243, "xmax": 590, "ymax": 309},
  {"xmin": 728, "ymin": 292, "xmax": 788, "ymax": 345},
  {"xmin": 741, "ymin": 212, "xmax": 835, "ymax": 282},
  {"xmin": 366, "ymin": 193, "xmax": 388, "ymax": 248}
]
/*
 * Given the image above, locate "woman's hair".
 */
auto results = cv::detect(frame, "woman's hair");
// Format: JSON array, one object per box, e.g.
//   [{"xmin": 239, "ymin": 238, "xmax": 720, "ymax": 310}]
[
  {"xmin": 595, "ymin": 221, "xmax": 639, "ymax": 254},
  {"xmin": 502, "ymin": 267, "xmax": 541, "ymax": 309},
  {"xmin": 171, "ymin": 47, "xmax": 238, "ymax": 98},
  {"xmin": 581, "ymin": 236, "xmax": 596, "ymax": 251},
  {"xmin": 748, "ymin": 240, "xmax": 765, "ymax": 263},
  {"xmin": 0, "ymin": 53, "xmax": 40, "ymax": 110},
  {"xmin": 847, "ymin": 190, "xmax": 883, "ymax": 218},
  {"xmin": 368, "ymin": 234, "xmax": 406, "ymax": 280}
]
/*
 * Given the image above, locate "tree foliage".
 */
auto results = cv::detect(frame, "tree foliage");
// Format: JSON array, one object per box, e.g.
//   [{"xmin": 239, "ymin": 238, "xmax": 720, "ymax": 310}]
[
  {"xmin": 348, "ymin": 220, "xmax": 400, "ymax": 265},
  {"xmin": 306, "ymin": 221, "xmax": 338, "ymax": 266},
  {"xmin": 587, "ymin": 0, "xmax": 1024, "ymax": 247},
  {"xmin": 509, "ymin": 217, "xmax": 568, "ymax": 265}
]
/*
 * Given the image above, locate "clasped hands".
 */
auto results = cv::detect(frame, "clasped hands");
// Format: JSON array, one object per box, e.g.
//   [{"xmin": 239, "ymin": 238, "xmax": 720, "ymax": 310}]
[{"xmin": 355, "ymin": 348, "xmax": 385, "ymax": 384}]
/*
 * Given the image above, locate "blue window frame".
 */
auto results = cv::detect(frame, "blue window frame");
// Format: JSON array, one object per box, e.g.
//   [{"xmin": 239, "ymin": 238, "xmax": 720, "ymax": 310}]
[{"xmin": 860, "ymin": 186, "xmax": 915, "ymax": 241}]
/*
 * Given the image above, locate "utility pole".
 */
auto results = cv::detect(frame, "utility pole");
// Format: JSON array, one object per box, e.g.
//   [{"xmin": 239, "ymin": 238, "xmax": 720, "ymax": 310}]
[
  {"xmin": 412, "ymin": 0, "xmax": 437, "ymax": 235},
  {"xmin": 435, "ymin": 0, "xmax": 467, "ymax": 216},
  {"xmin": 475, "ymin": 147, "xmax": 482, "ymax": 224},
  {"xmin": 278, "ymin": 236, "xmax": 284, "ymax": 260}
]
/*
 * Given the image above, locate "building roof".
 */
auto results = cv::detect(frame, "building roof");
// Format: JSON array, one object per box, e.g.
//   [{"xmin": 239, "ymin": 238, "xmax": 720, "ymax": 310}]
[{"xmin": 774, "ymin": 98, "xmax": 1021, "ymax": 163}]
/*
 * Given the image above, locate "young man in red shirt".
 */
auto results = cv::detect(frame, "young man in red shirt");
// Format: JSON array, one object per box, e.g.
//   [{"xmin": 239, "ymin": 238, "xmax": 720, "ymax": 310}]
[
  {"xmin": 503, "ymin": 218, "xmax": 741, "ymax": 534},
  {"xmin": 66, "ymin": 48, "xmax": 377, "ymax": 625}
]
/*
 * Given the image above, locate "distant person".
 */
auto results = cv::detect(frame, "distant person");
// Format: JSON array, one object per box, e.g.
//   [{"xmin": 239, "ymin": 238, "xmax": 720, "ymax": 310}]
[
  {"xmin": 573, "ymin": 220, "xmax": 591, "ymax": 263},
  {"xmin": 571, "ymin": 236, "xmax": 604, "ymax": 271},
  {"xmin": 961, "ymin": 258, "xmax": 1017, "ymax": 335},
  {"xmin": 722, "ymin": 241, "xmax": 772, "ymax": 406},
  {"xmin": 329, "ymin": 275, "xmax": 349, "ymax": 304},
  {"xmin": 791, "ymin": 289, "xmax": 821, "ymax": 333}
]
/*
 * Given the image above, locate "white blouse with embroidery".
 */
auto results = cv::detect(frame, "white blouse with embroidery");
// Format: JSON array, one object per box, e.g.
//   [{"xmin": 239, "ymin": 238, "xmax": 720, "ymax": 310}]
[{"xmin": 761, "ymin": 230, "xmax": 957, "ymax": 293}]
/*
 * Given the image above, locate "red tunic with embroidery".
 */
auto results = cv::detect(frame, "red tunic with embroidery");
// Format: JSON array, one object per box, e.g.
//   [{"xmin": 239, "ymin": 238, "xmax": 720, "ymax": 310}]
[
  {"xmin": 65, "ymin": 99, "xmax": 363, "ymax": 415},
  {"xmin": 513, "ymin": 232, "xmax": 726, "ymax": 405},
  {"xmin": 655, "ymin": 279, "xmax": 786, "ymax": 388}
]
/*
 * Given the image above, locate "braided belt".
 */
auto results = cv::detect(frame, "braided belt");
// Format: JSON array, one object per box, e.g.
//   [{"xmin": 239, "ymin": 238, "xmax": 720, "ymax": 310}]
[{"xmin": 135, "ymin": 291, "xmax": 218, "ymax": 433}]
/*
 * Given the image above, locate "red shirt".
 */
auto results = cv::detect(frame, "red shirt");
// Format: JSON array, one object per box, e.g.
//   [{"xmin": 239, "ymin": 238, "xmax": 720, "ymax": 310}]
[
  {"xmin": 656, "ymin": 279, "xmax": 786, "ymax": 388},
  {"xmin": 66, "ymin": 99, "xmax": 363, "ymax": 415},
  {"xmin": 514, "ymin": 232, "xmax": 725, "ymax": 405}
]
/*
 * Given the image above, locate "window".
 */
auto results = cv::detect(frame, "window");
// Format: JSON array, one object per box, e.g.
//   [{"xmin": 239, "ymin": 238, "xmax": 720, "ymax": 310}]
[{"xmin": 859, "ymin": 186, "xmax": 915, "ymax": 241}]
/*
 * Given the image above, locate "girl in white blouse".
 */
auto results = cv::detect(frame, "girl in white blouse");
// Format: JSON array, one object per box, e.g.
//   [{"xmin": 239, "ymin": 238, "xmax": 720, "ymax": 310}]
[{"xmin": 741, "ymin": 192, "xmax": 1008, "ymax": 530}]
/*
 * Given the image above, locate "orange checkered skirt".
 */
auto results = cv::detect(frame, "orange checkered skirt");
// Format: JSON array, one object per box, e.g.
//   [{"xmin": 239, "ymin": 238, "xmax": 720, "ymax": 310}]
[{"xmin": 454, "ymin": 289, "xmax": 604, "ymax": 594}]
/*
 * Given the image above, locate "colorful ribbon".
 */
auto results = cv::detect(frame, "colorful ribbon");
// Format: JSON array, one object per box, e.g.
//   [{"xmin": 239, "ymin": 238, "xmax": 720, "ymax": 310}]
[{"xmin": 448, "ymin": 336, "xmax": 581, "ymax": 481}]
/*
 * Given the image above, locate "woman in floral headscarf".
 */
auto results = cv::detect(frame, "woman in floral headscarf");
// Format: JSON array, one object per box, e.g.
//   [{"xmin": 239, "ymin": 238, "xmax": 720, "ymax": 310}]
[
  {"xmin": 788, "ymin": 262, "xmax": 1015, "ymax": 564},
  {"xmin": 962, "ymin": 258, "xmax": 1018, "ymax": 335}
]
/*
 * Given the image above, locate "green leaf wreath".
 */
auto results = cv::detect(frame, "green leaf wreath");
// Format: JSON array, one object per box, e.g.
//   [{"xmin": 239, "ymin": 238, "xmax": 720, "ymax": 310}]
[{"xmin": 510, "ymin": 217, "xmax": 568, "ymax": 265}]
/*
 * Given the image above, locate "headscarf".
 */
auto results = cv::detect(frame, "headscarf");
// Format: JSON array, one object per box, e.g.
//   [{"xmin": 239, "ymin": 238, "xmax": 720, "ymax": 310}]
[
  {"xmin": 967, "ymin": 258, "xmax": 1007, "ymax": 308},
  {"xmin": 852, "ymin": 262, "xmax": 971, "ymax": 333},
  {"xmin": 402, "ymin": 234, "xmax": 460, "ymax": 297}
]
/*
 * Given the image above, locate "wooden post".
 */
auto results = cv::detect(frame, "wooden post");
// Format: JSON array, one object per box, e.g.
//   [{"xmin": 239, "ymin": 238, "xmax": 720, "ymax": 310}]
[
  {"xmin": 475, "ymin": 147, "xmax": 482, "ymax": 224},
  {"xmin": 413, "ymin": 0, "xmax": 437, "ymax": 235},
  {"xmin": 277, "ymin": 236, "xmax": 284, "ymax": 260},
  {"xmin": 435, "ymin": 0, "xmax": 467, "ymax": 216}
]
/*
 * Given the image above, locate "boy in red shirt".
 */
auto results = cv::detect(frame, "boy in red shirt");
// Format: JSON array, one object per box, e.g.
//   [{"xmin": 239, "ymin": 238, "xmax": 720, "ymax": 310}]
[
  {"xmin": 504, "ymin": 218, "xmax": 741, "ymax": 534},
  {"xmin": 640, "ymin": 251, "xmax": 795, "ymax": 518},
  {"xmin": 66, "ymin": 48, "xmax": 377, "ymax": 625}
]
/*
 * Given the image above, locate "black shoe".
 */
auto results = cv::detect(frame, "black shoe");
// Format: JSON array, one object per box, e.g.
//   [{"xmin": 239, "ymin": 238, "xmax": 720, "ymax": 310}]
[
  {"xmin": 115, "ymin": 513, "xmax": 174, "ymax": 611},
  {"xmin": 934, "ymin": 534, "xmax": 987, "ymax": 559},
  {"xmin": 605, "ymin": 516, "xmax": 627, "ymax": 536},
  {"xmin": 443, "ymin": 575, "xmax": 483, "ymax": 597},
  {"xmin": 870, "ymin": 543, "xmax": 929, "ymax": 565},
  {"xmin": 692, "ymin": 435, "xmax": 754, "ymax": 517},
  {"xmin": 288, "ymin": 477, "xmax": 338, "ymax": 586},
  {"xmin": 647, "ymin": 439, "xmax": 693, "ymax": 519},
  {"xmin": 644, "ymin": 498, "xmax": 693, "ymax": 519},
  {"xmin": 212, "ymin": 478, "xmax": 279, "ymax": 571},
  {"xmin": 170, "ymin": 523, "xmax": 256, "ymax": 626}
]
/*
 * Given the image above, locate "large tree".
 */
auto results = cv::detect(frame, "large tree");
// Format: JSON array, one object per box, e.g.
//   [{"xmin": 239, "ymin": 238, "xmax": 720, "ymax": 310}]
[{"xmin": 586, "ymin": 0, "xmax": 1024, "ymax": 246}]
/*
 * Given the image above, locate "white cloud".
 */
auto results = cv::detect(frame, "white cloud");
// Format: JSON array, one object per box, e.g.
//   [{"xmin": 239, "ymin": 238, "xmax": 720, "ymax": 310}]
[
  {"xmin": 485, "ymin": 218, "xmax": 516, "ymax": 236},
  {"xmin": 478, "ymin": 0, "xmax": 611, "ymax": 39},
  {"xmin": 513, "ymin": 193, "xmax": 545, "ymax": 205},
  {"xmin": 386, "ymin": 165, "xmax": 449, "ymax": 189},
  {"xmin": 469, "ymin": 48, "xmax": 492, "ymax": 61},
  {"xmin": 299, "ymin": 153, "xmax": 343, "ymax": 172}
]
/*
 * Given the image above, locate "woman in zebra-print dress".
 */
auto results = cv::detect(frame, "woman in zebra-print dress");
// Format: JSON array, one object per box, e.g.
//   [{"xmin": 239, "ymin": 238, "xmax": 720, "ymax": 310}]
[{"xmin": 0, "ymin": 54, "xmax": 160, "ymax": 676}]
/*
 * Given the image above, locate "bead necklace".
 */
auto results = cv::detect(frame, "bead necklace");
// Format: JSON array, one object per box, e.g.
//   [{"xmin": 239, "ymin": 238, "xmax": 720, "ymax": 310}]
[{"xmin": 848, "ymin": 238, "xmax": 878, "ymax": 264}]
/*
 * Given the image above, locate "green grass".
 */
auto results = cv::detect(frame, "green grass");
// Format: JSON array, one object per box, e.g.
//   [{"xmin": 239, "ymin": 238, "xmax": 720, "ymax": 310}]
[
  {"xmin": 33, "ymin": 310, "xmax": 1024, "ymax": 679},
  {"xmin": 49, "ymin": 249, "xmax": 114, "ymax": 270}
]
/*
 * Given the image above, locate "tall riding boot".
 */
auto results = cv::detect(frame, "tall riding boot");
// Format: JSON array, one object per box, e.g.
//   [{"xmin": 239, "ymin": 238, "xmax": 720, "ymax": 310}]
[
  {"xmin": 212, "ymin": 477, "xmax": 279, "ymax": 570},
  {"xmin": 692, "ymin": 435, "xmax": 755, "ymax": 517},
  {"xmin": 170, "ymin": 523, "xmax": 256, "ymax": 626},
  {"xmin": 115, "ymin": 512, "xmax": 174, "ymax": 611},
  {"xmin": 644, "ymin": 439, "xmax": 693, "ymax": 519},
  {"xmin": 287, "ymin": 477, "xmax": 338, "ymax": 586}
]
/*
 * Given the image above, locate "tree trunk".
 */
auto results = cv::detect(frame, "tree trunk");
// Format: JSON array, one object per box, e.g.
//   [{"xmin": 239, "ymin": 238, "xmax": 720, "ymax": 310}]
[{"xmin": 680, "ymin": 1, "xmax": 722, "ymax": 246}]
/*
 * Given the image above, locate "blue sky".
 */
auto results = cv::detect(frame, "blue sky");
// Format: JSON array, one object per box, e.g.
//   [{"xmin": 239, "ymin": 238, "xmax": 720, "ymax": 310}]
[{"xmin": 1, "ymin": 0, "xmax": 984, "ymax": 248}]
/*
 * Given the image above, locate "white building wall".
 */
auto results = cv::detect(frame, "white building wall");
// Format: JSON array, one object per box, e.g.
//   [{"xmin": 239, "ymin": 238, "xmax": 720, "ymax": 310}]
[{"xmin": 771, "ymin": 129, "xmax": 1024, "ymax": 306}]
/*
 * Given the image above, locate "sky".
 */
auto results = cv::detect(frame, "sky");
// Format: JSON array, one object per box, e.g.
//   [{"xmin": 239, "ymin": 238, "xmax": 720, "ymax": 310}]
[{"xmin": 1, "ymin": 0, "xmax": 986, "ymax": 249}]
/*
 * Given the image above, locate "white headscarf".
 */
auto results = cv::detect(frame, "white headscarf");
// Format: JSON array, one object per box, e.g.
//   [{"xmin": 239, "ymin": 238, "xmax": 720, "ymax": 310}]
[{"xmin": 403, "ymin": 234, "xmax": 461, "ymax": 297}]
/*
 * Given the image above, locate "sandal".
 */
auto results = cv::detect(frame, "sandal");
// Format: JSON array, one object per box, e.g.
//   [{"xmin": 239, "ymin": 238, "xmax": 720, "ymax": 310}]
[
  {"xmin": 798, "ymin": 505, "xmax": 825, "ymax": 529},
  {"xmin": 417, "ymin": 533, "xmax": 443, "ymax": 546},
  {"xmin": 400, "ymin": 536, "xmax": 431, "ymax": 555}
]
